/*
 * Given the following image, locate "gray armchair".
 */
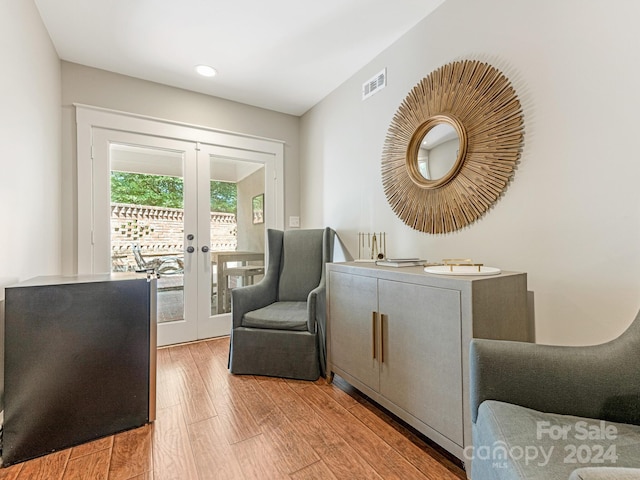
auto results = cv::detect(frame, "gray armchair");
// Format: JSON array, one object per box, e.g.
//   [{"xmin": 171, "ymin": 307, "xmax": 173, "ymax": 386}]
[
  {"xmin": 469, "ymin": 310, "xmax": 640, "ymax": 479},
  {"xmin": 229, "ymin": 228, "xmax": 335, "ymax": 381}
]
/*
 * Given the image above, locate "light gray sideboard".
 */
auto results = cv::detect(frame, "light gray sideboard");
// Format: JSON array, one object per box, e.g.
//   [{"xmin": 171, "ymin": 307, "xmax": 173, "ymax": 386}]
[{"xmin": 326, "ymin": 262, "xmax": 532, "ymax": 463}]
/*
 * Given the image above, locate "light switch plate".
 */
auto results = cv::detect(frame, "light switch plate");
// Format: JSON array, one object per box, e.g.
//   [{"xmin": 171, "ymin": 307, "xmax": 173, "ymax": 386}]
[{"xmin": 289, "ymin": 216, "xmax": 300, "ymax": 228}]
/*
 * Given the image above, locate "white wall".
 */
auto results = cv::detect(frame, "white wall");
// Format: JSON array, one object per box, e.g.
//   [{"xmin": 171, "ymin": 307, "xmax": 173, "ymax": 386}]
[
  {"xmin": 61, "ymin": 62, "xmax": 300, "ymax": 274},
  {"xmin": 237, "ymin": 169, "xmax": 266, "ymax": 253},
  {"xmin": 300, "ymin": 0, "xmax": 640, "ymax": 345},
  {"xmin": 0, "ymin": 0, "xmax": 61, "ymax": 291}
]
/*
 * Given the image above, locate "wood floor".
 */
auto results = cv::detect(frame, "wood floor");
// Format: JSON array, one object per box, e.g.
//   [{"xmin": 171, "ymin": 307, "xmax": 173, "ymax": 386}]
[{"xmin": 0, "ymin": 337, "xmax": 467, "ymax": 480}]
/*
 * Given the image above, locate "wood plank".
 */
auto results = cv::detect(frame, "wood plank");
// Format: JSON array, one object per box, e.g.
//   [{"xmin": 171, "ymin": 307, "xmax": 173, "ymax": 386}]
[
  {"xmin": 108, "ymin": 425, "xmax": 153, "ymax": 480},
  {"xmin": 155, "ymin": 347, "xmax": 173, "ymax": 384},
  {"xmin": 227, "ymin": 370, "xmax": 260, "ymax": 393},
  {"xmin": 203, "ymin": 337, "xmax": 231, "ymax": 366},
  {"xmin": 296, "ymin": 384, "xmax": 429, "ymax": 480},
  {"xmin": 189, "ymin": 339, "xmax": 253, "ymax": 403},
  {"xmin": 15, "ymin": 450, "xmax": 70, "ymax": 480},
  {"xmin": 273, "ymin": 387, "xmax": 383, "ymax": 480},
  {"xmin": 69, "ymin": 436, "xmax": 113, "ymax": 460},
  {"xmin": 348, "ymin": 402, "xmax": 466, "ymax": 480},
  {"xmin": 256, "ymin": 377, "xmax": 301, "ymax": 408},
  {"xmin": 186, "ymin": 340, "xmax": 222, "ymax": 376},
  {"xmin": 231, "ymin": 377, "xmax": 279, "ymax": 427},
  {"xmin": 152, "ymin": 405, "xmax": 199, "ymax": 480},
  {"xmin": 156, "ymin": 378, "xmax": 182, "ymax": 411},
  {"xmin": 186, "ymin": 340, "xmax": 229, "ymax": 402},
  {"xmin": 288, "ymin": 460, "xmax": 339, "ymax": 480},
  {"xmin": 213, "ymin": 394, "xmax": 263, "ymax": 445},
  {"xmin": 127, "ymin": 473, "xmax": 153, "ymax": 480},
  {"xmin": 282, "ymin": 377, "xmax": 316, "ymax": 392},
  {"xmin": 313, "ymin": 376, "xmax": 361, "ymax": 409},
  {"xmin": 168, "ymin": 344, "xmax": 217, "ymax": 424},
  {"xmin": 187, "ymin": 416, "xmax": 244, "ymax": 480},
  {"xmin": 156, "ymin": 347, "xmax": 181, "ymax": 410},
  {"xmin": 0, "ymin": 464, "xmax": 23, "ymax": 480},
  {"xmin": 188, "ymin": 341, "xmax": 263, "ymax": 444},
  {"xmin": 257, "ymin": 408, "xmax": 320, "ymax": 474},
  {"xmin": 229, "ymin": 434, "xmax": 288, "ymax": 480},
  {"xmin": 62, "ymin": 449, "xmax": 110, "ymax": 480}
]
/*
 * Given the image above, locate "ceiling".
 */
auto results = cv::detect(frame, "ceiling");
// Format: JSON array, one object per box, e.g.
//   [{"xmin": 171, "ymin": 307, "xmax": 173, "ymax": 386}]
[
  {"xmin": 111, "ymin": 143, "xmax": 263, "ymax": 183},
  {"xmin": 34, "ymin": 0, "xmax": 445, "ymax": 116}
]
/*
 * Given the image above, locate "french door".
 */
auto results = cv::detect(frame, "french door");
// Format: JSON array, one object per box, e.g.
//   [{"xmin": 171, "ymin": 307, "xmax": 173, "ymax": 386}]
[{"xmin": 83, "ymin": 115, "xmax": 282, "ymax": 346}]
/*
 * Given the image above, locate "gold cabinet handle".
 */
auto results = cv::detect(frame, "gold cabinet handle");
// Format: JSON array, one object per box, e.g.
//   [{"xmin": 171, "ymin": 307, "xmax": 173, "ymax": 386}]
[
  {"xmin": 372, "ymin": 311, "xmax": 377, "ymax": 359},
  {"xmin": 380, "ymin": 313, "xmax": 387, "ymax": 363}
]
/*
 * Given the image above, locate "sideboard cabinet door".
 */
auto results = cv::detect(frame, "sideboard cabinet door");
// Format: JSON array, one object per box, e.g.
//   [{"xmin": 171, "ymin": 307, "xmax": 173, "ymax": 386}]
[
  {"xmin": 378, "ymin": 279, "xmax": 463, "ymax": 446},
  {"xmin": 327, "ymin": 271, "xmax": 379, "ymax": 391}
]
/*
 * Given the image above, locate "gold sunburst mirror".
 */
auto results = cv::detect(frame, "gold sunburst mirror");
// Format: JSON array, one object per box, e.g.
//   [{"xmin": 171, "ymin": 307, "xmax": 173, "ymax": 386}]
[{"xmin": 381, "ymin": 60, "xmax": 524, "ymax": 234}]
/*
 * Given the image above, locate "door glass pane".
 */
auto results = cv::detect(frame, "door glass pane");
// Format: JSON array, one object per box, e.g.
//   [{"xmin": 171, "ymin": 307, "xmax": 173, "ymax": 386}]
[
  {"xmin": 109, "ymin": 143, "xmax": 185, "ymax": 324},
  {"xmin": 210, "ymin": 156, "xmax": 265, "ymax": 315}
]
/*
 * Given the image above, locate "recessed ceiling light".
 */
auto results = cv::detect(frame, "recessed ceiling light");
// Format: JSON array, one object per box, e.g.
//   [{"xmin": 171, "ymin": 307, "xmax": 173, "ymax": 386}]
[{"xmin": 195, "ymin": 65, "xmax": 217, "ymax": 77}]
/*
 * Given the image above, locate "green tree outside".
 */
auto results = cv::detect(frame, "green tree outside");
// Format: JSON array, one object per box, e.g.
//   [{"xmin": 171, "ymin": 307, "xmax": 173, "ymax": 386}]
[
  {"xmin": 210, "ymin": 181, "xmax": 237, "ymax": 214},
  {"xmin": 111, "ymin": 172, "xmax": 236, "ymax": 213}
]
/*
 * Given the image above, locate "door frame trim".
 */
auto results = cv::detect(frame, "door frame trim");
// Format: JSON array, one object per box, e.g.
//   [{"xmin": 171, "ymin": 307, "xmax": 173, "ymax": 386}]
[{"xmin": 76, "ymin": 103, "xmax": 285, "ymax": 274}]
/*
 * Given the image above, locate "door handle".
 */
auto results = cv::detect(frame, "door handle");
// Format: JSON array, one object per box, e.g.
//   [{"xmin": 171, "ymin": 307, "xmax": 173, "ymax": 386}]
[
  {"xmin": 186, "ymin": 246, "xmax": 195, "ymax": 253},
  {"xmin": 201, "ymin": 246, "xmax": 210, "ymax": 253}
]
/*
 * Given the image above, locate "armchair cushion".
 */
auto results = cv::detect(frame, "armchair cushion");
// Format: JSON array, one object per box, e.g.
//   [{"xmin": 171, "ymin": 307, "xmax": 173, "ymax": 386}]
[
  {"xmin": 473, "ymin": 400, "xmax": 640, "ymax": 480},
  {"xmin": 241, "ymin": 301, "xmax": 308, "ymax": 331}
]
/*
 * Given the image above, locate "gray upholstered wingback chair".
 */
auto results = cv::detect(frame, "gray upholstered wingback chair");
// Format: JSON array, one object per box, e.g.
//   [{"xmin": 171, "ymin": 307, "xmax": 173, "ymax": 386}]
[
  {"xmin": 229, "ymin": 227, "xmax": 335, "ymax": 381},
  {"xmin": 469, "ymin": 310, "xmax": 640, "ymax": 480}
]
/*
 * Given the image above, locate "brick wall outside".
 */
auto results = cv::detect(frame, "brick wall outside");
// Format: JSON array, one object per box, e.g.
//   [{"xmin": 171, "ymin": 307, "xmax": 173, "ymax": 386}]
[{"xmin": 110, "ymin": 203, "xmax": 237, "ymax": 271}]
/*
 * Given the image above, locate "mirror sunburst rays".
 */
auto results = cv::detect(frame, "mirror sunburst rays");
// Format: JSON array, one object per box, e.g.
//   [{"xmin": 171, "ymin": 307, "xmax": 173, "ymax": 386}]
[{"xmin": 381, "ymin": 60, "xmax": 524, "ymax": 234}]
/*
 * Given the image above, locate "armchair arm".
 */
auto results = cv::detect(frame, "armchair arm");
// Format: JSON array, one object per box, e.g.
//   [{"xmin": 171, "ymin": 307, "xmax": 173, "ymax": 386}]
[
  {"xmin": 231, "ymin": 279, "xmax": 276, "ymax": 329},
  {"xmin": 311, "ymin": 227, "xmax": 334, "ymax": 377},
  {"xmin": 469, "ymin": 329, "xmax": 640, "ymax": 425},
  {"xmin": 231, "ymin": 228, "xmax": 284, "ymax": 329},
  {"xmin": 569, "ymin": 468, "xmax": 640, "ymax": 480},
  {"xmin": 306, "ymin": 284, "xmax": 324, "ymax": 333},
  {"xmin": 307, "ymin": 283, "xmax": 327, "ymax": 376}
]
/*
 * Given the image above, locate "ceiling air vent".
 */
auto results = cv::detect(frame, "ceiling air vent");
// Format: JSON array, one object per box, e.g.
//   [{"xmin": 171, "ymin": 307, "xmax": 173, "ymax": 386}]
[{"xmin": 362, "ymin": 68, "xmax": 387, "ymax": 100}]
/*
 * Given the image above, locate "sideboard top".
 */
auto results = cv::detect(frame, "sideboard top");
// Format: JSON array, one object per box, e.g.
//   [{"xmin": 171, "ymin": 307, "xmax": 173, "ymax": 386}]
[{"xmin": 327, "ymin": 261, "xmax": 526, "ymax": 288}]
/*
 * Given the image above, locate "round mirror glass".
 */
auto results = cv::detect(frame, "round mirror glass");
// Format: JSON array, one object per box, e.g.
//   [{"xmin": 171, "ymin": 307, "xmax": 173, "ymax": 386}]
[{"xmin": 416, "ymin": 123, "xmax": 460, "ymax": 181}]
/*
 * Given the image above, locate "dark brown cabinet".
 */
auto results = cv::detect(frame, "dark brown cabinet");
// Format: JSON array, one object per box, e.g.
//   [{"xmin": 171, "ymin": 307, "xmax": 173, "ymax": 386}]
[{"xmin": 2, "ymin": 273, "xmax": 157, "ymax": 466}]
